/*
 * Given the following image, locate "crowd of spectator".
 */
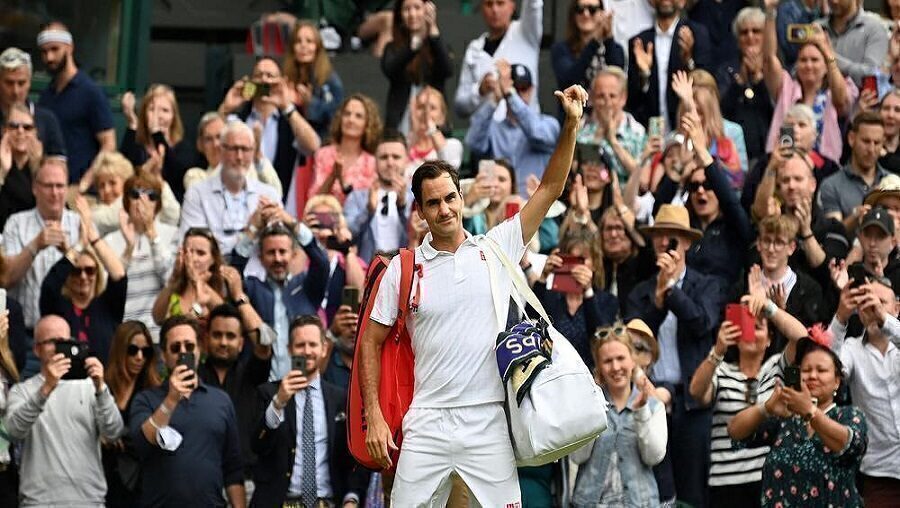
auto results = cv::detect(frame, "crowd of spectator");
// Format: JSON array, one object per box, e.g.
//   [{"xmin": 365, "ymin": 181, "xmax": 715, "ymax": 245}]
[{"xmin": 1, "ymin": 0, "xmax": 900, "ymax": 506}]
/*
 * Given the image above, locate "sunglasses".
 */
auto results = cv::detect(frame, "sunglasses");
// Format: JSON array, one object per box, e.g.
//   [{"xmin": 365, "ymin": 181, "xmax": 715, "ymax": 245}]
[
  {"xmin": 127, "ymin": 344, "xmax": 154, "ymax": 357},
  {"xmin": 6, "ymin": 121, "xmax": 34, "ymax": 131},
  {"xmin": 381, "ymin": 194, "xmax": 390, "ymax": 216},
  {"xmin": 594, "ymin": 325, "xmax": 628, "ymax": 342},
  {"xmin": 744, "ymin": 378, "xmax": 759, "ymax": 405},
  {"xmin": 575, "ymin": 4, "xmax": 601, "ymax": 14},
  {"xmin": 167, "ymin": 341, "xmax": 197, "ymax": 354},
  {"xmin": 632, "ymin": 339, "xmax": 651, "ymax": 354},
  {"xmin": 37, "ymin": 336, "xmax": 74, "ymax": 346},
  {"xmin": 129, "ymin": 187, "xmax": 160, "ymax": 201},
  {"xmin": 686, "ymin": 181, "xmax": 708, "ymax": 193},
  {"xmin": 71, "ymin": 266, "xmax": 97, "ymax": 277}
]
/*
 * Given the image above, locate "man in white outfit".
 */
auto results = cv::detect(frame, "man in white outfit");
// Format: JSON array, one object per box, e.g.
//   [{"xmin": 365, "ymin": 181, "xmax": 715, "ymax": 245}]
[
  {"xmin": 454, "ymin": 0, "xmax": 543, "ymax": 120},
  {"xmin": 360, "ymin": 84, "xmax": 587, "ymax": 506}
]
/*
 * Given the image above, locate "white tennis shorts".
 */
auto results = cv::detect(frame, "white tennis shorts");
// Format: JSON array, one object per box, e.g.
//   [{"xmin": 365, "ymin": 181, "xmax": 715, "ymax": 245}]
[{"xmin": 391, "ymin": 402, "xmax": 522, "ymax": 507}]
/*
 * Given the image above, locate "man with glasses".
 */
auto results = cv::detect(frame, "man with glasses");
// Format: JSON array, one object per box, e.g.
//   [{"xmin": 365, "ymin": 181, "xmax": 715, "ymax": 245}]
[
  {"xmin": 3, "ymin": 157, "xmax": 80, "ymax": 334},
  {"xmin": 3, "ymin": 315, "xmax": 123, "ymax": 506},
  {"xmin": 130, "ymin": 315, "xmax": 246, "ymax": 507},
  {"xmin": 179, "ymin": 120, "xmax": 282, "ymax": 267},
  {"xmin": 344, "ymin": 132, "xmax": 414, "ymax": 263},
  {"xmin": 36, "ymin": 21, "xmax": 116, "ymax": 182},
  {"xmin": 0, "ymin": 47, "xmax": 66, "ymax": 157},
  {"xmin": 219, "ymin": 57, "xmax": 321, "ymax": 199}
]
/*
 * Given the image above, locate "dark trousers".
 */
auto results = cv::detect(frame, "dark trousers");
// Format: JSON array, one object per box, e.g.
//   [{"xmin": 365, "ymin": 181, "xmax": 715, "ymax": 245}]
[
  {"xmin": 709, "ymin": 481, "xmax": 762, "ymax": 508},
  {"xmin": 0, "ymin": 465, "xmax": 18, "ymax": 508},
  {"xmin": 656, "ymin": 386, "xmax": 712, "ymax": 508},
  {"xmin": 861, "ymin": 473, "xmax": 900, "ymax": 508}
]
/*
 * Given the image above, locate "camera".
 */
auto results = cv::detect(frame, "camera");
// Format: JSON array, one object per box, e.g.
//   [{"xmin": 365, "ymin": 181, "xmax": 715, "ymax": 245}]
[{"xmin": 786, "ymin": 24, "xmax": 815, "ymax": 44}]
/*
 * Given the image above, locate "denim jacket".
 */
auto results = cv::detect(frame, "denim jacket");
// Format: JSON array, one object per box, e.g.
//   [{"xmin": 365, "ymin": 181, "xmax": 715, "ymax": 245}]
[{"xmin": 572, "ymin": 387, "xmax": 665, "ymax": 507}]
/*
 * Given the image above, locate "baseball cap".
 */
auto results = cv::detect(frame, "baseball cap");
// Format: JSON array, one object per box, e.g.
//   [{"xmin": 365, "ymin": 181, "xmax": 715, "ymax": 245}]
[
  {"xmin": 510, "ymin": 64, "xmax": 533, "ymax": 90},
  {"xmin": 662, "ymin": 132, "xmax": 693, "ymax": 155},
  {"xmin": 860, "ymin": 206, "xmax": 895, "ymax": 236}
]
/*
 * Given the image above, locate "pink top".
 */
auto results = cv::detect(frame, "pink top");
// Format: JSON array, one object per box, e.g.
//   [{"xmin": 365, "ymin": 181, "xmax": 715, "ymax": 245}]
[
  {"xmin": 766, "ymin": 69, "xmax": 858, "ymax": 163},
  {"xmin": 309, "ymin": 144, "xmax": 377, "ymax": 203}
]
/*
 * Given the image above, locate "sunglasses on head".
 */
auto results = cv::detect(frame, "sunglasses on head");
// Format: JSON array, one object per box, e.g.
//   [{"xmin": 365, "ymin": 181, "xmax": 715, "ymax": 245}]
[
  {"xmin": 594, "ymin": 325, "xmax": 628, "ymax": 342},
  {"xmin": 686, "ymin": 181, "xmax": 708, "ymax": 193},
  {"xmin": 129, "ymin": 187, "xmax": 160, "ymax": 201},
  {"xmin": 575, "ymin": 4, "xmax": 601, "ymax": 14},
  {"xmin": 6, "ymin": 121, "xmax": 34, "ymax": 131},
  {"xmin": 71, "ymin": 266, "xmax": 97, "ymax": 277},
  {"xmin": 167, "ymin": 341, "xmax": 196, "ymax": 354},
  {"xmin": 127, "ymin": 344, "xmax": 154, "ymax": 357}
]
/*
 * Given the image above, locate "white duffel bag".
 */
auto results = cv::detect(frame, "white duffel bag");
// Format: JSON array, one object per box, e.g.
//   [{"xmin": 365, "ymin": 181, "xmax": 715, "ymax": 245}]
[{"xmin": 476, "ymin": 236, "xmax": 608, "ymax": 467}]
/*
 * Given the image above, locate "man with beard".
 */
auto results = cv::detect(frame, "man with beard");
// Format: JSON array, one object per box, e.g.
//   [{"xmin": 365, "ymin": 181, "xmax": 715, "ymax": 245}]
[
  {"xmin": 198, "ymin": 304, "xmax": 273, "ymax": 492},
  {"xmin": 36, "ymin": 22, "xmax": 115, "ymax": 183},
  {"xmin": 179, "ymin": 120, "xmax": 281, "ymax": 264},
  {"xmin": 626, "ymin": 0, "xmax": 712, "ymax": 128},
  {"xmin": 814, "ymin": 0, "xmax": 887, "ymax": 86},
  {"xmin": 244, "ymin": 221, "xmax": 329, "ymax": 381},
  {"xmin": 344, "ymin": 132, "xmax": 414, "ymax": 263}
]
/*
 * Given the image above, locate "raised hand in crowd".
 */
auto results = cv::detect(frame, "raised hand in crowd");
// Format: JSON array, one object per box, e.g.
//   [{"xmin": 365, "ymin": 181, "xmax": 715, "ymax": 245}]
[
  {"xmin": 740, "ymin": 45, "xmax": 763, "ymax": 85},
  {"xmin": 793, "ymin": 195, "xmax": 814, "ymax": 239},
  {"xmin": 655, "ymin": 247, "xmax": 681, "ymax": 309},
  {"xmin": 858, "ymin": 88, "xmax": 879, "ymax": 113},
  {"xmin": 525, "ymin": 174, "xmax": 540, "ymax": 198},
  {"xmin": 219, "ymin": 77, "xmax": 249, "ymax": 116},
  {"xmin": 167, "ymin": 363, "xmax": 197, "ymax": 402},
  {"xmin": 677, "ymin": 25, "xmax": 695, "ymax": 65},
  {"xmin": 220, "ymin": 264, "xmax": 244, "ymax": 300},
  {"xmin": 570, "ymin": 260, "xmax": 594, "ymax": 293},
  {"xmin": 39, "ymin": 351, "xmax": 71, "ymax": 398},
  {"xmin": 33, "ymin": 220, "xmax": 68, "ymax": 254},
  {"xmin": 767, "ymin": 283, "xmax": 786, "ymax": 310},
  {"xmin": 142, "ymin": 144, "xmax": 165, "ymax": 177},
  {"xmin": 632, "ymin": 39, "xmax": 654, "ymax": 76},
  {"xmin": 681, "ymin": 110, "xmax": 709, "ymax": 161},
  {"xmin": 274, "ymin": 366, "xmax": 310, "ymax": 411},
  {"xmin": 463, "ymin": 169, "xmax": 496, "ymax": 206},
  {"xmin": 85, "ymin": 356, "xmax": 107, "ymax": 393},
  {"xmin": 121, "ymin": 91, "xmax": 139, "ymax": 130},
  {"xmin": 672, "ymin": 71, "xmax": 695, "ymax": 113},
  {"xmin": 714, "ymin": 320, "xmax": 741, "ymax": 357},
  {"xmin": 331, "ymin": 304, "xmax": 359, "ymax": 342},
  {"xmin": 569, "ymin": 173, "xmax": 590, "ymax": 217},
  {"xmin": 747, "ymin": 263, "xmax": 766, "ymax": 299},
  {"xmin": 630, "ymin": 373, "xmax": 657, "ymax": 411},
  {"xmin": 857, "ymin": 282, "xmax": 892, "ymax": 329},
  {"xmin": 0, "ymin": 131, "xmax": 12, "ymax": 177},
  {"xmin": 539, "ymin": 250, "xmax": 564, "ymax": 283},
  {"xmin": 496, "ymin": 59, "xmax": 513, "ymax": 101},
  {"xmin": 761, "ymin": 383, "xmax": 794, "ymax": 419},
  {"xmin": 594, "ymin": 10, "xmax": 613, "ymax": 42}
]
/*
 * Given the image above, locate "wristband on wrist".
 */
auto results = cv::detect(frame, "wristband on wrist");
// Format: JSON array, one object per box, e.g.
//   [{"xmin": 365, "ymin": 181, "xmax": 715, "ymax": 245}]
[
  {"xmin": 707, "ymin": 346, "xmax": 724, "ymax": 365},
  {"xmin": 281, "ymin": 104, "xmax": 297, "ymax": 117},
  {"xmin": 148, "ymin": 415, "xmax": 162, "ymax": 430},
  {"xmin": 800, "ymin": 232, "xmax": 814, "ymax": 240},
  {"xmin": 159, "ymin": 400, "xmax": 173, "ymax": 416},
  {"xmin": 764, "ymin": 299, "xmax": 778, "ymax": 319}
]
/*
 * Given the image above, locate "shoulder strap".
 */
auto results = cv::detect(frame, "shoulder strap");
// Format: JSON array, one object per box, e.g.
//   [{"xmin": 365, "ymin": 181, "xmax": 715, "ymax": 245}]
[
  {"xmin": 477, "ymin": 236, "xmax": 552, "ymax": 325},
  {"xmin": 395, "ymin": 249, "xmax": 417, "ymax": 340}
]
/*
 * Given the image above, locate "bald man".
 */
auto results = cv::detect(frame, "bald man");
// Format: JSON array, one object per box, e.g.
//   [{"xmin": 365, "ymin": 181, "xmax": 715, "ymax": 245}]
[{"xmin": 3, "ymin": 315, "xmax": 123, "ymax": 506}]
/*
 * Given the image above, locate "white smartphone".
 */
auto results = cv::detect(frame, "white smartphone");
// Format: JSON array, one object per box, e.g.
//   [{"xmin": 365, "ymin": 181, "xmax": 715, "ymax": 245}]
[{"xmin": 478, "ymin": 159, "xmax": 496, "ymax": 180}]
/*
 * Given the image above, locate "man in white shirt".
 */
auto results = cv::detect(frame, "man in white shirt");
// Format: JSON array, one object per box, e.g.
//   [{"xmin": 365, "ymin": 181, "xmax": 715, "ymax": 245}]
[
  {"xmin": 179, "ymin": 120, "xmax": 281, "ymax": 264},
  {"xmin": 360, "ymin": 85, "xmax": 587, "ymax": 505},
  {"xmin": 2, "ymin": 157, "xmax": 80, "ymax": 330},
  {"xmin": 454, "ymin": 0, "xmax": 543, "ymax": 120},
  {"xmin": 829, "ymin": 279, "xmax": 900, "ymax": 505}
]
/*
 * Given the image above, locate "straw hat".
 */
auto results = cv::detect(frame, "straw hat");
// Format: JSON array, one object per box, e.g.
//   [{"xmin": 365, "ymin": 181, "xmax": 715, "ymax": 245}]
[
  {"xmin": 864, "ymin": 174, "xmax": 900, "ymax": 207},
  {"xmin": 639, "ymin": 204, "xmax": 702, "ymax": 241}
]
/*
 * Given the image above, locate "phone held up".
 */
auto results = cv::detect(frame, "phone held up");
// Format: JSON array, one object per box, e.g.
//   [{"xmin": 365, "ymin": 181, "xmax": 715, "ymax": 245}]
[
  {"xmin": 342, "ymin": 286, "xmax": 361, "ymax": 314},
  {"xmin": 725, "ymin": 303, "xmax": 756, "ymax": 343},
  {"xmin": 292, "ymin": 355, "xmax": 308, "ymax": 377},
  {"xmin": 177, "ymin": 352, "xmax": 196, "ymax": 383},
  {"xmin": 55, "ymin": 340, "xmax": 92, "ymax": 380},
  {"xmin": 784, "ymin": 365, "xmax": 802, "ymax": 391},
  {"xmin": 786, "ymin": 24, "xmax": 815, "ymax": 44},
  {"xmin": 548, "ymin": 254, "xmax": 585, "ymax": 294}
]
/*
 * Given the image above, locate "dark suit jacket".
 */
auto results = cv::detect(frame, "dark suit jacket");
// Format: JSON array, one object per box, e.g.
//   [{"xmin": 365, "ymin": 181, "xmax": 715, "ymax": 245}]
[
  {"xmin": 244, "ymin": 237, "xmax": 329, "ymax": 326},
  {"xmin": 626, "ymin": 18, "xmax": 713, "ymax": 128},
  {"xmin": 625, "ymin": 267, "xmax": 723, "ymax": 410},
  {"xmin": 250, "ymin": 379, "xmax": 368, "ymax": 507}
]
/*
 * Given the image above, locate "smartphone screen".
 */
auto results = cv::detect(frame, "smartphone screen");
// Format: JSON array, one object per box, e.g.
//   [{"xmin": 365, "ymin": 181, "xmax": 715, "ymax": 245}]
[
  {"xmin": 862, "ymin": 75, "xmax": 878, "ymax": 96},
  {"xmin": 177, "ymin": 352, "xmax": 196, "ymax": 381},
  {"xmin": 848, "ymin": 264, "xmax": 868, "ymax": 289},
  {"xmin": 342, "ymin": 286, "xmax": 361, "ymax": 313},
  {"xmin": 784, "ymin": 365, "xmax": 802, "ymax": 391},
  {"xmin": 666, "ymin": 239, "xmax": 678, "ymax": 252},
  {"xmin": 649, "ymin": 116, "xmax": 664, "ymax": 138}
]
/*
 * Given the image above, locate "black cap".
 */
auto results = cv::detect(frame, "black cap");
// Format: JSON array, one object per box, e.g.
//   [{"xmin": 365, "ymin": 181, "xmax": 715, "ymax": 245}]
[
  {"xmin": 861, "ymin": 206, "xmax": 895, "ymax": 236},
  {"xmin": 510, "ymin": 64, "xmax": 533, "ymax": 90}
]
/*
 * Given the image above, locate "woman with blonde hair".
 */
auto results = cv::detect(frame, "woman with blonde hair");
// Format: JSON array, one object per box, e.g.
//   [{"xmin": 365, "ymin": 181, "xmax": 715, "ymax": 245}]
[
  {"xmin": 283, "ymin": 20, "xmax": 344, "ymax": 140},
  {"xmin": 39, "ymin": 195, "xmax": 127, "ymax": 364},
  {"xmin": 120, "ymin": 84, "xmax": 194, "ymax": 202},
  {"xmin": 0, "ymin": 103, "xmax": 43, "ymax": 230},
  {"xmin": 307, "ymin": 94, "xmax": 383, "ymax": 203},
  {"xmin": 406, "ymin": 86, "xmax": 462, "ymax": 170},
  {"xmin": 570, "ymin": 324, "xmax": 667, "ymax": 507}
]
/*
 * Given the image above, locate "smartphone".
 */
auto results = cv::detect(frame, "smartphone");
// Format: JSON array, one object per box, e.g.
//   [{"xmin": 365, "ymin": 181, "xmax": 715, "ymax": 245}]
[
  {"xmin": 241, "ymin": 80, "xmax": 271, "ymax": 101},
  {"xmin": 550, "ymin": 255, "xmax": 585, "ymax": 294},
  {"xmin": 576, "ymin": 143, "xmax": 603, "ymax": 165},
  {"xmin": 848, "ymin": 263, "xmax": 868, "ymax": 289},
  {"xmin": 666, "ymin": 238, "xmax": 679, "ymax": 253},
  {"xmin": 784, "ymin": 365, "xmax": 802, "ymax": 391},
  {"xmin": 505, "ymin": 201, "xmax": 520, "ymax": 219},
  {"xmin": 151, "ymin": 131, "xmax": 167, "ymax": 150},
  {"xmin": 725, "ymin": 303, "xmax": 756, "ymax": 343},
  {"xmin": 342, "ymin": 286, "xmax": 361, "ymax": 314},
  {"xmin": 311, "ymin": 212, "xmax": 336, "ymax": 230},
  {"xmin": 478, "ymin": 159, "xmax": 496, "ymax": 180},
  {"xmin": 779, "ymin": 125, "xmax": 794, "ymax": 150},
  {"xmin": 862, "ymin": 75, "xmax": 878, "ymax": 96},
  {"xmin": 325, "ymin": 235, "xmax": 352, "ymax": 253},
  {"xmin": 56, "ymin": 340, "xmax": 90, "ymax": 380},
  {"xmin": 177, "ymin": 352, "xmax": 196, "ymax": 382},
  {"xmin": 0, "ymin": 288, "xmax": 6, "ymax": 311},
  {"xmin": 292, "ymin": 354, "xmax": 308, "ymax": 376},
  {"xmin": 649, "ymin": 116, "xmax": 665, "ymax": 138},
  {"xmin": 786, "ymin": 24, "xmax": 814, "ymax": 44}
]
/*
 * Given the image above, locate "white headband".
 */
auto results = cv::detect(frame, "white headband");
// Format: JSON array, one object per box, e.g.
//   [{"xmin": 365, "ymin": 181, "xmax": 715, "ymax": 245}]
[{"xmin": 37, "ymin": 29, "xmax": 73, "ymax": 47}]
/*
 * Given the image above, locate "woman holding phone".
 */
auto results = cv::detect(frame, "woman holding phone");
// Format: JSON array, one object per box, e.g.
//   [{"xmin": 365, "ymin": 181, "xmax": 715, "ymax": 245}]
[{"xmin": 689, "ymin": 289, "xmax": 808, "ymax": 507}]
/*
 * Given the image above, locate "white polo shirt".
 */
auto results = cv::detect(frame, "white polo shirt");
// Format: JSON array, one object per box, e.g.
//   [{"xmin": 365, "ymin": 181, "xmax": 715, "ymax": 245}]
[{"xmin": 370, "ymin": 216, "xmax": 526, "ymax": 409}]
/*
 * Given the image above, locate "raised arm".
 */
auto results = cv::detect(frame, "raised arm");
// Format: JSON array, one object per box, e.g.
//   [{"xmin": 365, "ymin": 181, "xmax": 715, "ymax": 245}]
[
  {"xmin": 763, "ymin": 0, "xmax": 785, "ymax": 101},
  {"xmin": 520, "ymin": 85, "xmax": 587, "ymax": 244}
]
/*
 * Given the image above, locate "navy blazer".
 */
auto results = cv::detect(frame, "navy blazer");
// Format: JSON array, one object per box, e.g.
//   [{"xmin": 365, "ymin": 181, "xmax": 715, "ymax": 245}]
[
  {"xmin": 625, "ymin": 267, "xmax": 723, "ymax": 410},
  {"xmin": 244, "ymin": 238, "xmax": 329, "ymax": 325},
  {"xmin": 237, "ymin": 105, "xmax": 303, "ymax": 201},
  {"xmin": 626, "ymin": 18, "xmax": 713, "ymax": 128},
  {"xmin": 250, "ymin": 379, "xmax": 368, "ymax": 507}
]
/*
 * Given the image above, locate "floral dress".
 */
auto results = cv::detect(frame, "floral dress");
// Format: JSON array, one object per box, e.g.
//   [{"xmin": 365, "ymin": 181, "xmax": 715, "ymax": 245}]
[{"xmin": 736, "ymin": 405, "xmax": 867, "ymax": 507}]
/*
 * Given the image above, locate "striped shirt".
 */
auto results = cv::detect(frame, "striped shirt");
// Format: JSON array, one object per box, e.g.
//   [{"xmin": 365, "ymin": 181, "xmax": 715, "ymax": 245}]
[
  {"xmin": 2, "ymin": 208, "xmax": 80, "ymax": 328},
  {"xmin": 708, "ymin": 354, "xmax": 784, "ymax": 487},
  {"xmin": 103, "ymin": 221, "xmax": 178, "ymax": 342}
]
